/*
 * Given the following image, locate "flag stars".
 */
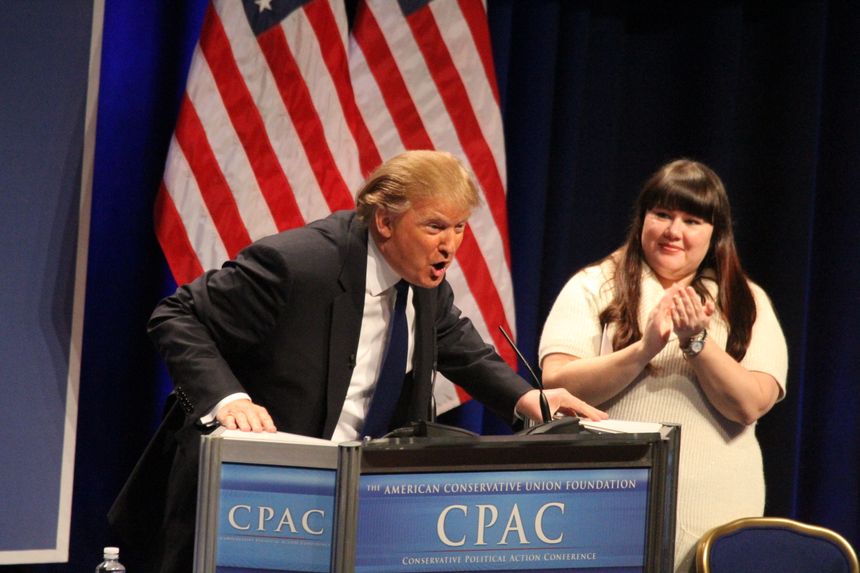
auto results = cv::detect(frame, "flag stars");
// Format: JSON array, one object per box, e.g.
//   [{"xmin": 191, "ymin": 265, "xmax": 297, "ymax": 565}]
[{"xmin": 255, "ymin": 0, "xmax": 273, "ymax": 12}]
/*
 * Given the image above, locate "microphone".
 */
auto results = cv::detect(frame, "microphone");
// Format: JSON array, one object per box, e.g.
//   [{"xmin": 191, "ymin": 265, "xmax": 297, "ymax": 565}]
[{"xmin": 498, "ymin": 326, "xmax": 552, "ymax": 424}]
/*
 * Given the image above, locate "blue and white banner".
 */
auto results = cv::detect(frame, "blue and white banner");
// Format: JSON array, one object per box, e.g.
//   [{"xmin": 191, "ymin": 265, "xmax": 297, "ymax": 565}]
[
  {"xmin": 216, "ymin": 463, "xmax": 337, "ymax": 573},
  {"xmin": 0, "ymin": 0, "xmax": 101, "ymax": 564},
  {"xmin": 356, "ymin": 468, "xmax": 649, "ymax": 572}
]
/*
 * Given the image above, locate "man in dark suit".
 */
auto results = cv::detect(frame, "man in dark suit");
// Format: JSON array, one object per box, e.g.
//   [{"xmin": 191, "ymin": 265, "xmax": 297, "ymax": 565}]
[{"xmin": 110, "ymin": 150, "xmax": 605, "ymax": 573}]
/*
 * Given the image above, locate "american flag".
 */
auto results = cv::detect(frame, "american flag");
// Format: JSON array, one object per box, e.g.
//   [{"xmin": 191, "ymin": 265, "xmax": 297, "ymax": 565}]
[{"xmin": 154, "ymin": 0, "xmax": 515, "ymax": 413}]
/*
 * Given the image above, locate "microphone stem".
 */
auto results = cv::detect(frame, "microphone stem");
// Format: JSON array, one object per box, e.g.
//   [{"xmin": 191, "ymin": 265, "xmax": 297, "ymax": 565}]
[
  {"xmin": 498, "ymin": 326, "xmax": 553, "ymax": 424},
  {"xmin": 539, "ymin": 392, "xmax": 552, "ymax": 424}
]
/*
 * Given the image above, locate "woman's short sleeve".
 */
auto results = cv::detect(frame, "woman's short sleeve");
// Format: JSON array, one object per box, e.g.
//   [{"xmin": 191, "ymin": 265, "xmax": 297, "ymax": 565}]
[
  {"xmin": 740, "ymin": 283, "xmax": 789, "ymax": 399},
  {"xmin": 538, "ymin": 265, "xmax": 611, "ymax": 365}
]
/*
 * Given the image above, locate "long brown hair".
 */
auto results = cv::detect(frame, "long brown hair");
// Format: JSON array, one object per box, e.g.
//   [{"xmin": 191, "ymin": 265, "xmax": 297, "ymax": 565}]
[{"xmin": 599, "ymin": 159, "xmax": 756, "ymax": 360}]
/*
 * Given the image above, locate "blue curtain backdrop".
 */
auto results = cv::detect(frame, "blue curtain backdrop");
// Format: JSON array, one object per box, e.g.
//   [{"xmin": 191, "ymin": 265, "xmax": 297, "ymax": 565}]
[{"xmin": 3, "ymin": 1, "xmax": 857, "ymax": 571}]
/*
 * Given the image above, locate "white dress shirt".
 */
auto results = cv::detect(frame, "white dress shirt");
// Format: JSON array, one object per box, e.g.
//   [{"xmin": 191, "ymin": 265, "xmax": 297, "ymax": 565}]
[{"xmin": 331, "ymin": 237, "xmax": 414, "ymax": 442}]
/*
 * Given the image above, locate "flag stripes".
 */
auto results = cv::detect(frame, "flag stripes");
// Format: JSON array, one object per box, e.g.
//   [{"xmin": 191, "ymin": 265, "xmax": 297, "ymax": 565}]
[
  {"xmin": 405, "ymin": 6, "xmax": 510, "ymax": 264},
  {"xmin": 203, "ymin": 3, "xmax": 307, "ymax": 232},
  {"xmin": 302, "ymin": 0, "xmax": 382, "ymax": 177},
  {"xmin": 174, "ymin": 95, "xmax": 252, "ymax": 260},
  {"xmin": 154, "ymin": 183, "xmax": 205, "ymax": 283},
  {"xmin": 257, "ymin": 24, "xmax": 355, "ymax": 212}
]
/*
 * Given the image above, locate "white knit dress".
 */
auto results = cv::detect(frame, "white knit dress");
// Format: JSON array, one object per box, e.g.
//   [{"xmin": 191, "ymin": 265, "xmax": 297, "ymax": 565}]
[{"xmin": 539, "ymin": 259, "xmax": 788, "ymax": 572}]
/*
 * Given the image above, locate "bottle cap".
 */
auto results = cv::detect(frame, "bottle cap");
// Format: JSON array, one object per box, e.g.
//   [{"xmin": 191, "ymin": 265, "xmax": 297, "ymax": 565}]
[{"xmin": 103, "ymin": 547, "xmax": 119, "ymax": 557}]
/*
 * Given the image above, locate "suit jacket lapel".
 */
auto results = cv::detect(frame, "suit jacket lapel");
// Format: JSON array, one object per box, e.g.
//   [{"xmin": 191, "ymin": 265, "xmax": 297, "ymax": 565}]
[{"xmin": 323, "ymin": 215, "xmax": 368, "ymax": 438}]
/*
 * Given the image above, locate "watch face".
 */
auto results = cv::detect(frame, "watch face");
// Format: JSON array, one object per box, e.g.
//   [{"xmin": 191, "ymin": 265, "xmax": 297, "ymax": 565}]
[{"xmin": 690, "ymin": 340, "xmax": 705, "ymax": 354}]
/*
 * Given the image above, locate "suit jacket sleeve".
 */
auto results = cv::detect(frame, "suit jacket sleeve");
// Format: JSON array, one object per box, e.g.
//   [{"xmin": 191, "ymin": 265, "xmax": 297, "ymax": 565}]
[
  {"xmin": 147, "ymin": 238, "xmax": 297, "ymax": 420},
  {"xmin": 432, "ymin": 280, "xmax": 533, "ymax": 423}
]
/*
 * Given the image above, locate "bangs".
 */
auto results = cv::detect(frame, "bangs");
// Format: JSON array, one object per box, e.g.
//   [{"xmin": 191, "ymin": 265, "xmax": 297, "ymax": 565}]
[{"xmin": 642, "ymin": 175, "xmax": 720, "ymax": 223}]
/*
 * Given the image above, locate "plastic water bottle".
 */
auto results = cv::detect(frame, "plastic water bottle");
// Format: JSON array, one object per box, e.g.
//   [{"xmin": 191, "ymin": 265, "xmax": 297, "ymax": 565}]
[{"xmin": 95, "ymin": 547, "xmax": 126, "ymax": 573}]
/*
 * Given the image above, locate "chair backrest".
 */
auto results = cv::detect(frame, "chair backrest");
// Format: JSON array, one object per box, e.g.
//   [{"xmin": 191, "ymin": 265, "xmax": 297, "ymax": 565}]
[{"xmin": 696, "ymin": 517, "xmax": 859, "ymax": 573}]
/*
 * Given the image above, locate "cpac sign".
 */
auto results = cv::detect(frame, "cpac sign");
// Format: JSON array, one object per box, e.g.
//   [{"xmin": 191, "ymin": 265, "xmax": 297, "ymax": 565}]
[
  {"xmin": 437, "ymin": 503, "xmax": 565, "ymax": 546},
  {"xmin": 226, "ymin": 504, "xmax": 327, "ymax": 536}
]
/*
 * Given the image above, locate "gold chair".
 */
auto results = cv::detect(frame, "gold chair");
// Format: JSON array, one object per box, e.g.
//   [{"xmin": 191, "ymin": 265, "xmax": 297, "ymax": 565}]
[{"xmin": 696, "ymin": 517, "xmax": 858, "ymax": 573}]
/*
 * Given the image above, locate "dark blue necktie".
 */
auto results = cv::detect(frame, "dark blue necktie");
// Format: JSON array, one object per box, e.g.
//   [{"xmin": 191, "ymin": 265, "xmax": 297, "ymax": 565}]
[{"xmin": 362, "ymin": 280, "xmax": 409, "ymax": 438}]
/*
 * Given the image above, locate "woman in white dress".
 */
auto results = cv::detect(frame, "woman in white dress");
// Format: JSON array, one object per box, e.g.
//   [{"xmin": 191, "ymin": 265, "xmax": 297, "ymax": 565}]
[{"xmin": 539, "ymin": 159, "xmax": 788, "ymax": 572}]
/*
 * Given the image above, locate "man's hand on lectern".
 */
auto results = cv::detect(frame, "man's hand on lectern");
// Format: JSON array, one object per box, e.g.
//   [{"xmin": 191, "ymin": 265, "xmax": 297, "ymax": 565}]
[{"xmin": 216, "ymin": 398, "xmax": 277, "ymax": 432}]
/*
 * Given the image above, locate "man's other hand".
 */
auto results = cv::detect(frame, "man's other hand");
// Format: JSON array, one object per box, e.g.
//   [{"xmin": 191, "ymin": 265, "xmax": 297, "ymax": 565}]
[{"xmin": 515, "ymin": 388, "xmax": 608, "ymax": 424}]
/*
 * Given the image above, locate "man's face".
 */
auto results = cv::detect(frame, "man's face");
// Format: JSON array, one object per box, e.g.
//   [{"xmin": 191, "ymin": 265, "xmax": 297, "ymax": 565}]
[{"xmin": 374, "ymin": 197, "xmax": 471, "ymax": 288}]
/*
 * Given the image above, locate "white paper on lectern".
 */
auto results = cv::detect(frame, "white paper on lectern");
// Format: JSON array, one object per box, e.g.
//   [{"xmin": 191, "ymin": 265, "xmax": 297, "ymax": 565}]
[
  {"xmin": 581, "ymin": 419, "xmax": 664, "ymax": 434},
  {"xmin": 218, "ymin": 428, "xmax": 337, "ymax": 446}
]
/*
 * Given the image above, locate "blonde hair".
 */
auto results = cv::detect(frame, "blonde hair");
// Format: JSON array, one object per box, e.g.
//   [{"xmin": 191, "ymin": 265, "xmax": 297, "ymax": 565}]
[{"xmin": 355, "ymin": 150, "xmax": 480, "ymax": 221}]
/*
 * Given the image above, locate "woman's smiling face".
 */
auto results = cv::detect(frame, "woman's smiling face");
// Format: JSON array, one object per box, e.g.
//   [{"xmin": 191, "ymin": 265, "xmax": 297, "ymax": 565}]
[{"xmin": 640, "ymin": 207, "xmax": 714, "ymax": 288}]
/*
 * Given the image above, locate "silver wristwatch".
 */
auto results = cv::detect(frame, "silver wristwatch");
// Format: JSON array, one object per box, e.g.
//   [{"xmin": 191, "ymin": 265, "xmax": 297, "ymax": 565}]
[{"xmin": 680, "ymin": 329, "xmax": 708, "ymax": 358}]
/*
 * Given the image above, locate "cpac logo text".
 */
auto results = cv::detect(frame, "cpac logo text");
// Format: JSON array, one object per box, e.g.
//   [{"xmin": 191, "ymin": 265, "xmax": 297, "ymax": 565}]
[
  {"xmin": 437, "ymin": 503, "xmax": 565, "ymax": 546},
  {"xmin": 227, "ymin": 505, "xmax": 326, "ymax": 536}
]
